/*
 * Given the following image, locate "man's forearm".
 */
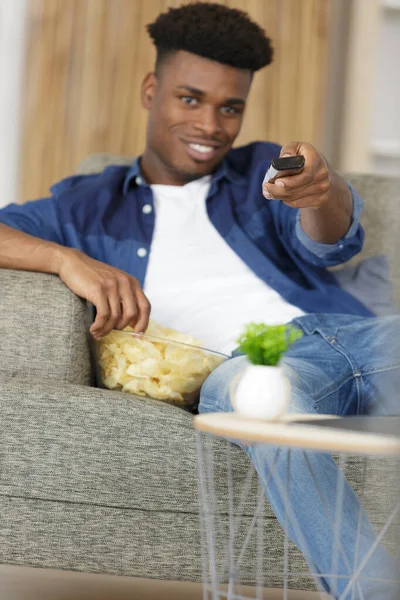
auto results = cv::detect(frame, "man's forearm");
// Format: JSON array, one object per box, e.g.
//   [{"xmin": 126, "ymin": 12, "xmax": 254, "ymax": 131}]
[
  {"xmin": 299, "ymin": 173, "xmax": 353, "ymax": 244},
  {"xmin": 0, "ymin": 223, "xmax": 64, "ymax": 274}
]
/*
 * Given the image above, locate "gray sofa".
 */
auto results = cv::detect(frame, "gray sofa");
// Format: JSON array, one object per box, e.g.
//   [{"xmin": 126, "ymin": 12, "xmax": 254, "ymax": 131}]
[{"xmin": 0, "ymin": 161, "xmax": 399, "ymax": 590}]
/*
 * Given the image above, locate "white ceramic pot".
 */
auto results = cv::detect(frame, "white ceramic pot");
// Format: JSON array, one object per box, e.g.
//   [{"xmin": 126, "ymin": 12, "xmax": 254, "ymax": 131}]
[{"xmin": 231, "ymin": 364, "xmax": 291, "ymax": 420}]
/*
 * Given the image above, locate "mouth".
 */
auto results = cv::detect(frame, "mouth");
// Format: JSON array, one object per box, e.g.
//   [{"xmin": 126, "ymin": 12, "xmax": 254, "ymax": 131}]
[{"xmin": 184, "ymin": 141, "xmax": 222, "ymax": 163}]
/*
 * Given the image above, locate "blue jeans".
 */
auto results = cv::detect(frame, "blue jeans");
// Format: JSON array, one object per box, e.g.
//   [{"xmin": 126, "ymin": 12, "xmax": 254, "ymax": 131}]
[{"xmin": 199, "ymin": 314, "xmax": 400, "ymax": 599}]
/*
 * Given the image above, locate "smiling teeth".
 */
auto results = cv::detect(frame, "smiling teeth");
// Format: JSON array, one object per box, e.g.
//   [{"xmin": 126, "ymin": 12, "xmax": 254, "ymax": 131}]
[{"xmin": 189, "ymin": 143, "xmax": 214, "ymax": 153}]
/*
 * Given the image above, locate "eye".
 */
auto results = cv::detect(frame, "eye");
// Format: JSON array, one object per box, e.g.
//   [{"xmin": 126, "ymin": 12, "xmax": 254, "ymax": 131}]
[
  {"xmin": 221, "ymin": 106, "xmax": 240, "ymax": 115},
  {"xmin": 221, "ymin": 105, "xmax": 240, "ymax": 116},
  {"xmin": 180, "ymin": 96, "xmax": 198, "ymax": 106}
]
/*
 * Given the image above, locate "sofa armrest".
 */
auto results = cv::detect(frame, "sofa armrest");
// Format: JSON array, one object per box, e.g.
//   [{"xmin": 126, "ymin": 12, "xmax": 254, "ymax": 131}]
[{"xmin": 0, "ymin": 269, "xmax": 92, "ymax": 385}]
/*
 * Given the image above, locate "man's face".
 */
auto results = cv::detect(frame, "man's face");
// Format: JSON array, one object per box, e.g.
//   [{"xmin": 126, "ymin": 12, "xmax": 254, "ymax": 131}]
[{"xmin": 141, "ymin": 51, "xmax": 252, "ymax": 185}]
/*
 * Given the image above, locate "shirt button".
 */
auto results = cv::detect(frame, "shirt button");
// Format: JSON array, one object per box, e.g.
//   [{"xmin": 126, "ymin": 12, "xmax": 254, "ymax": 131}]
[
  {"xmin": 142, "ymin": 204, "xmax": 152, "ymax": 214},
  {"xmin": 339, "ymin": 244, "xmax": 344, "ymax": 249},
  {"xmin": 135, "ymin": 176, "xmax": 143, "ymax": 185},
  {"xmin": 137, "ymin": 248, "xmax": 147, "ymax": 258}
]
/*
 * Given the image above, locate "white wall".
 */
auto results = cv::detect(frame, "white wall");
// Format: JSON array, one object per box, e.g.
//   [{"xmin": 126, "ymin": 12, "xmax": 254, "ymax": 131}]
[
  {"xmin": 338, "ymin": 0, "xmax": 400, "ymax": 176},
  {"xmin": 370, "ymin": 2, "xmax": 400, "ymax": 175},
  {"xmin": 0, "ymin": 0, "xmax": 27, "ymax": 208}
]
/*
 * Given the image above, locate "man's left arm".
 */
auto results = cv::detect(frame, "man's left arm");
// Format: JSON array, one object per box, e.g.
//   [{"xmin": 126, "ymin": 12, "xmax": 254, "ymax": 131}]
[{"xmin": 262, "ymin": 141, "xmax": 363, "ymax": 265}]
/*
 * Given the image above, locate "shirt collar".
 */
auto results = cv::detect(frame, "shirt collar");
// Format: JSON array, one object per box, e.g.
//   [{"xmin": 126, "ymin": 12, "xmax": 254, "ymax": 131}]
[
  {"xmin": 123, "ymin": 154, "xmax": 246, "ymax": 196},
  {"xmin": 123, "ymin": 157, "xmax": 144, "ymax": 195}
]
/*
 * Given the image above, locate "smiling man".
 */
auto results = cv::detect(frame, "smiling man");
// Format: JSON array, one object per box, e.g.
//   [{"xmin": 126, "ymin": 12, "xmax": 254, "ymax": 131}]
[
  {"xmin": 0, "ymin": 3, "xmax": 398, "ymax": 598},
  {"xmin": 140, "ymin": 51, "xmax": 250, "ymax": 183}
]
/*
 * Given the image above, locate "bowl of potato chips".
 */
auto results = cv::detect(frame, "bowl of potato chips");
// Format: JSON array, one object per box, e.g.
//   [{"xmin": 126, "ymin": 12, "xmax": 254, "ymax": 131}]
[{"xmin": 96, "ymin": 321, "xmax": 229, "ymax": 411}]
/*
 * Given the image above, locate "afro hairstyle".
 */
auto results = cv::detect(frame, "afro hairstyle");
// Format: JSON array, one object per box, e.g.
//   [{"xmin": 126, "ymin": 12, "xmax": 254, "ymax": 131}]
[{"xmin": 147, "ymin": 2, "xmax": 273, "ymax": 73}]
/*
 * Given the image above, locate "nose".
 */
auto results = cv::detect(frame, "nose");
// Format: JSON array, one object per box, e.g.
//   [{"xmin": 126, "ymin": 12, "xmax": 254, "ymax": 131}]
[{"xmin": 193, "ymin": 105, "xmax": 222, "ymax": 137}]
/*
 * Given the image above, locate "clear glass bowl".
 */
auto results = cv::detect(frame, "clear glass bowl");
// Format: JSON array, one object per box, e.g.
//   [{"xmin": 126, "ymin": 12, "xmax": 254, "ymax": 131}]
[{"xmin": 95, "ymin": 329, "xmax": 229, "ymax": 411}]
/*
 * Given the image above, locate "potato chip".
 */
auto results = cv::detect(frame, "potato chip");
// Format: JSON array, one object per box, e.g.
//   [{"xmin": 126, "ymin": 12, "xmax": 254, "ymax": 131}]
[{"xmin": 97, "ymin": 320, "xmax": 226, "ymax": 403}]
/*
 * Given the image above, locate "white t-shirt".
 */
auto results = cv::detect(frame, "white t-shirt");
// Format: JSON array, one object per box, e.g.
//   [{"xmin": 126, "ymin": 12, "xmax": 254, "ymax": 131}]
[{"xmin": 144, "ymin": 176, "xmax": 304, "ymax": 355}]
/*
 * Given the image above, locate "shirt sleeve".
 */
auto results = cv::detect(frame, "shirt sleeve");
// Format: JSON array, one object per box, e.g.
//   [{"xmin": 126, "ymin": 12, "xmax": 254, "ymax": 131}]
[
  {"xmin": 290, "ymin": 183, "xmax": 364, "ymax": 267},
  {"xmin": 0, "ymin": 196, "xmax": 64, "ymax": 244}
]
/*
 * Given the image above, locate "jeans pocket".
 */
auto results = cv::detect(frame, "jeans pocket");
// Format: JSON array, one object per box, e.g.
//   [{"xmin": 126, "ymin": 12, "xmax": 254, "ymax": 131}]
[{"xmin": 312, "ymin": 375, "xmax": 361, "ymax": 417}]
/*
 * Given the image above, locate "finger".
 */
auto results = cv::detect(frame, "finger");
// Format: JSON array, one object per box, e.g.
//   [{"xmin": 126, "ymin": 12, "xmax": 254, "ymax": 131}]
[
  {"xmin": 277, "ymin": 170, "xmax": 328, "ymax": 191},
  {"xmin": 275, "ymin": 166, "xmax": 326, "ymax": 189},
  {"xmin": 279, "ymin": 141, "xmax": 301, "ymax": 158},
  {"xmin": 90, "ymin": 292, "xmax": 111, "ymax": 339},
  {"xmin": 264, "ymin": 185, "xmax": 326, "ymax": 207},
  {"xmin": 282, "ymin": 179, "xmax": 330, "ymax": 204},
  {"xmin": 263, "ymin": 174, "xmax": 329, "ymax": 200},
  {"xmin": 102, "ymin": 285, "xmax": 123, "ymax": 336},
  {"xmin": 279, "ymin": 183, "xmax": 327, "ymax": 205},
  {"xmin": 296, "ymin": 143, "xmax": 328, "ymax": 181},
  {"xmin": 263, "ymin": 179, "xmax": 308, "ymax": 200},
  {"xmin": 263, "ymin": 178, "xmax": 302, "ymax": 199},
  {"xmin": 115, "ymin": 278, "xmax": 138, "ymax": 330},
  {"xmin": 280, "ymin": 141, "xmax": 326, "ymax": 175},
  {"xmin": 263, "ymin": 165, "xmax": 320, "ymax": 197},
  {"xmin": 281, "ymin": 142, "xmax": 324, "ymax": 180},
  {"xmin": 294, "ymin": 141, "xmax": 319, "ymax": 162},
  {"xmin": 132, "ymin": 284, "xmax": 151, "ymax": 333}
]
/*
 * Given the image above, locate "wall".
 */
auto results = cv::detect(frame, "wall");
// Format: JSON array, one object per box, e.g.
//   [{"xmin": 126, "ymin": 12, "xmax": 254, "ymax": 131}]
[
  {"xmin": 0, "ymin": 0, "xmax": 27, "ymax": 208},
  {"xmin": 20, "ymin": 0, "xmax": 332, "ymax": 202},
  {"xmin": 370, "ymin": 0, "xmax": 400, "ymax": 175},
  {"xmin": 338, "ymin": 0, "xmax": 400, "ymax": 176}
]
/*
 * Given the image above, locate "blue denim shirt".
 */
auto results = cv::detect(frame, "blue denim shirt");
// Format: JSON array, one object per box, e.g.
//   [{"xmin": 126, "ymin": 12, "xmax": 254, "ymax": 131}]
[{"xmin": 0, "ymin": 142, "xmax": 372, "ymax": 316}]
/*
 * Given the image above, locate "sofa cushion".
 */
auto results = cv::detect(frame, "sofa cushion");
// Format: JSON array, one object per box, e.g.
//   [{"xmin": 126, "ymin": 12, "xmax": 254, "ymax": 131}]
[
  {"xmin": 0, "ymin": 269, "xmax": 92, "ymax": 385},
  {"xmin": 0, "ymin": 378, "xmax": 395, "ymax": 528}
]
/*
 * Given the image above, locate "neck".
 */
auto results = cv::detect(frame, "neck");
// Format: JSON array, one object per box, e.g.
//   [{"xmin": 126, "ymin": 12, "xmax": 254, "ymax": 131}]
[{"xmin": 140, "ymin": 148, "xmax": 196, "ymax": 186}]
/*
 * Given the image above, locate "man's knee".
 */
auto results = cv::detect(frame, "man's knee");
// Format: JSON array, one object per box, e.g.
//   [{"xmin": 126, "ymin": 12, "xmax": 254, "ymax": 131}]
[{"xmin": 199, "ymin": 355, "xmax": 248, "ymax": 414}]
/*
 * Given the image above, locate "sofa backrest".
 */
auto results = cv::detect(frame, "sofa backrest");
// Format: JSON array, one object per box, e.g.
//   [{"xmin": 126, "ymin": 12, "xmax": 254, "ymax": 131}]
[
  {"xmin": 345, "ymin": 173, "xmax": 400, "ymax": 305},
  {"xmin": 0, "ymin": 270, "xmax": 92, "ymax": 385},
  {"xmin": 77, "ymin": 154, "xmax": 400, "ymax": 306}
]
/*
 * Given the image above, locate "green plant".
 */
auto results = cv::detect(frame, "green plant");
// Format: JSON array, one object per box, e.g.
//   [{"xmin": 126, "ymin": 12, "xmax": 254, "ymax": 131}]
[{"xmin": 236, "ymin": 323, "xmax": 303, "ymax": 366}]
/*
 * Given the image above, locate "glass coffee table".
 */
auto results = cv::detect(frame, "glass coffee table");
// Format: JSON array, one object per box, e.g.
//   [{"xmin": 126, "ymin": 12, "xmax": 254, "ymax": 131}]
[{"xmin": 194, "ymin": 413, "xmax": 400, "ymax": 599}]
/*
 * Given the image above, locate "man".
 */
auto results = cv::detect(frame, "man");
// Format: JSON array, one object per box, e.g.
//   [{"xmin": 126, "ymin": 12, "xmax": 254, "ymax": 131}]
[{"xmin": 0, "ymin": 3, "xmax": 398, "ymax": 598}]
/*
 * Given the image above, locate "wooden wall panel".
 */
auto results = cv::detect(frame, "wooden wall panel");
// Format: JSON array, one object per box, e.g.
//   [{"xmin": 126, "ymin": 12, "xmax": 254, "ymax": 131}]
[{"xmin": 20, "ymin": 0, "xmax": 331, "ymax": 202}]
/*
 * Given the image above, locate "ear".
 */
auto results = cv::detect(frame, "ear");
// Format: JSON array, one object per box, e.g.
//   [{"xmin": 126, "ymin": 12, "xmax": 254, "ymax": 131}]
[{"xmin": 141, "ymin": 72, "xmax": 157, "ymax": 110}]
